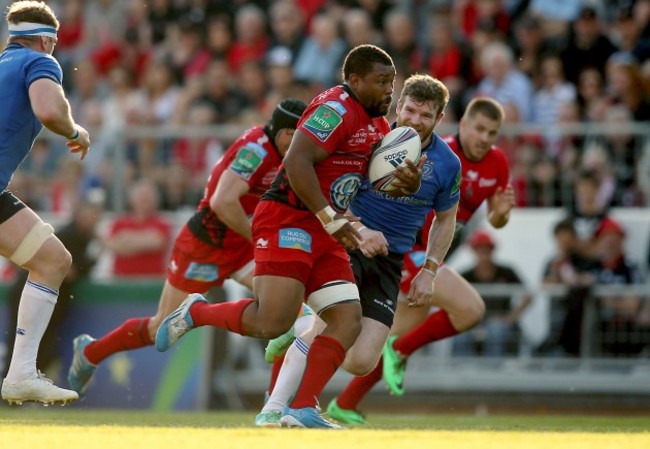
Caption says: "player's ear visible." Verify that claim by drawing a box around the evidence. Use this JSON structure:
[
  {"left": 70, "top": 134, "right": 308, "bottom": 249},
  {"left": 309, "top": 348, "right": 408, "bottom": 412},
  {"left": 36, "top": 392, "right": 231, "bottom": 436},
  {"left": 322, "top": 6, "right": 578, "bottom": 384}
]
[{"left": 434, "top": 111, "right": 445, "bottom": 127}]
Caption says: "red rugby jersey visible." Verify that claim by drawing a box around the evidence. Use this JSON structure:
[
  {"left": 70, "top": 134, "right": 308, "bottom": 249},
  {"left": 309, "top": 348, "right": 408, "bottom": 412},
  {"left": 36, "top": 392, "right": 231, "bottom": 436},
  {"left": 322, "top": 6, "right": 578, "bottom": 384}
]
[{"left": 264, "top": 85, "right": 390, "bottom": 213}]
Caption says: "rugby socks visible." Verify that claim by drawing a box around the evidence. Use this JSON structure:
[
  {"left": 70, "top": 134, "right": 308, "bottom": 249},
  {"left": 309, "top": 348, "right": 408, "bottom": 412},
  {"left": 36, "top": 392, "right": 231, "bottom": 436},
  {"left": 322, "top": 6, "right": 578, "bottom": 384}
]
[
  {"left": 290, "top": 335, "right": 345, "bottom": 409},
  {"left": 5, "top": 280, "right": 57, "bottom": 382},
  {"left": 190, "top": 298, "right": 255, "bottom": 335},
  {"left": 393, "top": 310, "right": 459, "bottom": 357},
  {"left": 84, "top": 317, "right": 153, "bottom": 365},
  {"left": 336, "top": 357, "right": 383, "bottom": 411},
  {"left": 263, "top": 337, "right": 310, "bottom": 413},
  {"left": 267, "top": 353, "right": 285, "bottom": 395}
]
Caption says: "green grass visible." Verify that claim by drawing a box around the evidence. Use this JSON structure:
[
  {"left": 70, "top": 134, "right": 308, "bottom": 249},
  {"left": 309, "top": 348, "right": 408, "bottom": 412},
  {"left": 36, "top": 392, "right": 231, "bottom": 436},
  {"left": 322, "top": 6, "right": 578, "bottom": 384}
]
[{"left": 0, "top": 408, "right": 647, "bottom": 433}]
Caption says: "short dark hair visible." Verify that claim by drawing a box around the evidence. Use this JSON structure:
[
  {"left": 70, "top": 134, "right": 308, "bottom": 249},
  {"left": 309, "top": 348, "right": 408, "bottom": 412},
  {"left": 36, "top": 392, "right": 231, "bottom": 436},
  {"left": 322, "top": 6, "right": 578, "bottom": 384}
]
[
  {"left": 464, "top": 97, "right": 505, "bottom": 122},
  {"left": 553, "top": 218, "right": 576, "bottom": 236},
  {"left": 399, "top": 74, "right": 449, "bottom": 115},
  {"left": 342, "top": 44, "right": 393, "bottom": 81},
  {"left": 6, "top": 1, "right": 59, "bottom": 29}
]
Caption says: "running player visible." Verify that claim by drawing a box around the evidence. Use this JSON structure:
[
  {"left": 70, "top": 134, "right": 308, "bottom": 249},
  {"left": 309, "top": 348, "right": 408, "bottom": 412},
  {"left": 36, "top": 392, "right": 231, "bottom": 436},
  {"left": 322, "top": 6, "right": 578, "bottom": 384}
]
[
  {"left": 328, "top": 97, "right": 515, "bottom": 424},
  {"left": 155, "top": 45, "right": 422, "bottom": 428},
  {"left": 256, "top": 73, "right": 462, "bottom": 427},
  {"left": 67, "top": 98, "right": 307, "bottom": 396},
  {"left": 1, "top": 1, "right": 90, "bottom": 405}
]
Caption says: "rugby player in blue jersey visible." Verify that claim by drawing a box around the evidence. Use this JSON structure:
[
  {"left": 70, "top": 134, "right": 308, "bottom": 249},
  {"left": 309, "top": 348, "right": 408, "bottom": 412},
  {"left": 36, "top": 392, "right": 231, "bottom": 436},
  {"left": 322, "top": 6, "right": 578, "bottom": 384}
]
[
  {"left": 0, "top": 1, "right": 90, "bottom": 405},
  {"left": 256, "top": 73, "right": 461, "bottom": 427}
]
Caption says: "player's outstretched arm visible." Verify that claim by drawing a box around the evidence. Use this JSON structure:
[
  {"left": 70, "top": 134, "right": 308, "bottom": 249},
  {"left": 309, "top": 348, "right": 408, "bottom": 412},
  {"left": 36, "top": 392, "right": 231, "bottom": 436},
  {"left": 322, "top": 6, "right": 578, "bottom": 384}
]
[
  {"left": 284, "top": 131, "right": 361, "bottom": 250},
  {"left": 29, "top": 78, "right": 90, "bottom": 159},
  {"left": 408, "top": 203, "right": 458, "bottom": 307}
]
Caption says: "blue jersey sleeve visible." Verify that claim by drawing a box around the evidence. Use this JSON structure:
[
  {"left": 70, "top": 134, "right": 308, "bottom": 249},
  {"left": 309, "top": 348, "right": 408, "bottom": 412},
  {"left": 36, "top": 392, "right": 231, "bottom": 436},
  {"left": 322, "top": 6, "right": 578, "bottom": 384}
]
[
  {"left": 25, "top": 54, "right": 62, "bottom": 88},
  {"left": 431, "top": 151, "right": 461, "bottom": 213}
]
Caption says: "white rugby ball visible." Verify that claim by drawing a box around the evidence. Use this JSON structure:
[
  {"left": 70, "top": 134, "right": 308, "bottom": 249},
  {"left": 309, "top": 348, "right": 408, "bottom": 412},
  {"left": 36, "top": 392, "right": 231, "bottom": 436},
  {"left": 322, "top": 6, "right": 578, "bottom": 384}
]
[{"left": 368, "top": 126, "right": 421, "bottom": 192}]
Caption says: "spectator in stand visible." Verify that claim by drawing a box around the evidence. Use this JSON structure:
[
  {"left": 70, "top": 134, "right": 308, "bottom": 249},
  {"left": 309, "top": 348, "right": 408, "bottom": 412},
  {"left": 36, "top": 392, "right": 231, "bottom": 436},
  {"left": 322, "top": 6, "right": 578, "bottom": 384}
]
[
  {"left": 205, "top": 15, "right": 234, "bottom": 61},
  {"left": 268, "top": 0, "right": 306, "bottom": 60},
  {"left": 382, "top": 8, "right": 420, "bottom": 76},
  {"left": 456, "top": 0, "right": 510, "bottom": 41},
  {"left": 342, "top": 9, "right": 381, "bottom": 49},
  {"left": 532, "top": 54, "right": 576, "bottom": 127},
  {"left": 511, "top": 14, "right": 559, "bottom": 80},
  {"left": 293, "top": 13, "right": 347, "bottom": 89},
  {"left": 227, "top": 4, "right": 269, "bottom": 74},
  {"left": 421, "top": 15, "right": 468, "bottom": 118},
  {"left": 576, "top": 67, "right": 606, "bottom": 120},
  {"left": 613, "top": 4, "right": 650, "bottom": 64},
  {"left": 592, "top": 219, "right": 648, "bottom": 356},
  {"left": 540, "top": 218, "right": 598, "bottom": 356},
  {"left": 238, "top": 60, "right": 269, "bottom": 118},
  {"left": 560, "top": 5, "right": 617, "bottom": 86},
  {"left": 104, "top": 179, "right": 172, "bottom": 278},
  {"left": 528, "top": 0, "right": 582, "bottom": 39},
  {"left": 199, "top": 58, "right": 247, "bottom": 124},
  {"left": 605, "top": 52, "right": 650, "bottom": 122},
  {"left": 166, "top": 17, "right": 211, "bottom": 81},
  {"left": 452, "top": 230, "right": 532, "bottom": 357},
  {"left": 568, "top": 169, "right": 615, "bottom": 261},
  {"left": 475, "top": 41, "right": 534, "bottom": 122}
]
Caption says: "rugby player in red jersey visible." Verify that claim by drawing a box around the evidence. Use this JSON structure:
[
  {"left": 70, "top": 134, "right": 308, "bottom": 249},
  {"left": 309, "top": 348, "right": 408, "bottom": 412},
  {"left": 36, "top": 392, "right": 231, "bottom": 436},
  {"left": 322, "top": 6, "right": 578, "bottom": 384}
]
[
  {"left": 155, "top": 45, "right": 422, "bottom": 428},
  {"left": 327, "top": 97, "right": 517, "bottom": 424},
  {"left": 67, "top": 98, "right": 307, "bottom": 396}
]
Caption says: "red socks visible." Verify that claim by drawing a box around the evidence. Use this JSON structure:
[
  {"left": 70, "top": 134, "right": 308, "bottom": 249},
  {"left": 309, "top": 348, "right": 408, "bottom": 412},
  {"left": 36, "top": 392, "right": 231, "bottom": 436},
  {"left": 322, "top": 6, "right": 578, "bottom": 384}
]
[
  {"left": 393, "top": 310, "right": 459, "bottom": 357},
  {"left": 190, "top": 298, "right": 255, "bottom": 335},
  {"left": 336, "top": 357, "right": 383, "bottom": 410},
  {"left": 84, "top": 317, "right": 153, "bottom": 365},
  {"left": 290, "top": 335, "right": 345, "bottom": 409}
]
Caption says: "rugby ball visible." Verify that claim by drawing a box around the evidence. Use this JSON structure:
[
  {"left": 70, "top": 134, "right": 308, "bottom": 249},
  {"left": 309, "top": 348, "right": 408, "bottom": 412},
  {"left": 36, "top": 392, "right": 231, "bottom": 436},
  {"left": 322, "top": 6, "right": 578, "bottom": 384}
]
[{"left": 368, "top": 126, "right": 421, "bottom": 192}]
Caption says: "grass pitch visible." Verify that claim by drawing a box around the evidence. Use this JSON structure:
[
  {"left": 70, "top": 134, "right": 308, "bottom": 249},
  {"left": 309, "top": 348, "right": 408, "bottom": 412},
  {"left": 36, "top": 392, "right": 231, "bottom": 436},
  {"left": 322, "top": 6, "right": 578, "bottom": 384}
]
[{"left": 0, "top": 408, "right": 648, "bottom": 449}]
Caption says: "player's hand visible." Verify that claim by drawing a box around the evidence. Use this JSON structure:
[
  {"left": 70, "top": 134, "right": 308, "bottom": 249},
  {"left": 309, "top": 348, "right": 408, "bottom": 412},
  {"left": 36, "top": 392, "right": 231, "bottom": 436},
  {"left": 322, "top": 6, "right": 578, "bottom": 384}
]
[
  {"left": 358, "top": 227, "right": 389, "bottom": 258},
  {"left": 387, "top": 155, "right": 426, "bottom": 197},
  {"left": 331, "top": 219, "right": 362, "bottom": 250},
  {"left": 67, "top": 125, "right": 91, "bottom": 160},
  {"left": 492, "top": 184, "right": 516, "bottom": 216},
  {"left": 407, "top": 268, "right": 436, "bottom": 307}
]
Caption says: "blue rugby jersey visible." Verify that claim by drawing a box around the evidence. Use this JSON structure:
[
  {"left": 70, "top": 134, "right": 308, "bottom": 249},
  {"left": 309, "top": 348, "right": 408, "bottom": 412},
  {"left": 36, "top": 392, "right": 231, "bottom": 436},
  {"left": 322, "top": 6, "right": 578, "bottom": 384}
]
[
  {"left": 0, "top": 43, "right": 63, "bottom": 191},
  {"left": 350, "top": 133, "right": 461, "bottom": 254}
]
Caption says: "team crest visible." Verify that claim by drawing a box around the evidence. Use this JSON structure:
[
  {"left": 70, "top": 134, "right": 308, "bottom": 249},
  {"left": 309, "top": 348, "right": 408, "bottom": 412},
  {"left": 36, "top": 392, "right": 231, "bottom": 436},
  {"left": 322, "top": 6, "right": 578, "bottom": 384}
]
[{"left": 330, "top": 172, "right": 362, "bottom": 212}]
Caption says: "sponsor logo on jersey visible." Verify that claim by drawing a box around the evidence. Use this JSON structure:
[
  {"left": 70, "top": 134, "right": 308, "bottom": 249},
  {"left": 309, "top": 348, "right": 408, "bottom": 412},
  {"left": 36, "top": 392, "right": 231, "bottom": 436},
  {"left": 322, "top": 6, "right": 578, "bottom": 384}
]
[
  {"left": 16, "top": 327, "right": 26, "bottom": 336},
  {"left": 278, "top": 228, "right": 312, "bottom": 253},
  {"left": 256, "top": 237, "right": 269, "bottom": 249},
  {"left": 184, "top": 262, "right": 219, "bottom": 282},
  {"left": 303, "top": 104, "right": 343, "bottom": 142},
  {"left": 466, "top": 170, "right": 479, "bottom": 181},
  {"left": 169, "top": 259, "right": 178, "bottom": 273},
  {"left": 230, "top": 144, "right": 267, "bottom": 180},
  {"left": 330, "top": 172, "right": 362, "bottom": 212},
  {"left": 325, "top": 100, "right": 347, "bottom": 116},
  {"left": 479, "top": 178, "right": 497, "bottom": 187},
  {"left": 451, "top": 170, "right": 461, "bottom": 197}
]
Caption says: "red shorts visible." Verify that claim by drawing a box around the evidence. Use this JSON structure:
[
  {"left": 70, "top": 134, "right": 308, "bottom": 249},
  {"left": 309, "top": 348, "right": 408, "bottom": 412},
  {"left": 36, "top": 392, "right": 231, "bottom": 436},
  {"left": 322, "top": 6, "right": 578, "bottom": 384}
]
[
  {"left": 167, "top": 225, "right": 253, "bottom": 293},
  {"left": 252, "top": 201, "right": 355, "bottom": 296},
  {"left": 400, "top": 245, "right": 426, "bottom": 295}
]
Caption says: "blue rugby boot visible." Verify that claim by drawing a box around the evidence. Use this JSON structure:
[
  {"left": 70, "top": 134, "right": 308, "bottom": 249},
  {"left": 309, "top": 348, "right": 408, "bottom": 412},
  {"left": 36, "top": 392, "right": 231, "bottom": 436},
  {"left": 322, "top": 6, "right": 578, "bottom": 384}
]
[
  {"left": 67, "top": 334, "right": 97, "bottom": 396},
  {"left": 155, "top": 293, "right": 207, "bottom": 352},
  {"left": 280, "top": 406, "right": 343, "bottom": 429}
]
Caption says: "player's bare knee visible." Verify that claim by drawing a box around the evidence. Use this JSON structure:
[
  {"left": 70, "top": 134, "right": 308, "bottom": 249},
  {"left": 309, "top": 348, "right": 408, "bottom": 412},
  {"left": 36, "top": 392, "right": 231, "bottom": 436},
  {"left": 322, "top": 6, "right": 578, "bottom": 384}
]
[{"left": 344, "top": 353, "right": 377, "bottom": 376}]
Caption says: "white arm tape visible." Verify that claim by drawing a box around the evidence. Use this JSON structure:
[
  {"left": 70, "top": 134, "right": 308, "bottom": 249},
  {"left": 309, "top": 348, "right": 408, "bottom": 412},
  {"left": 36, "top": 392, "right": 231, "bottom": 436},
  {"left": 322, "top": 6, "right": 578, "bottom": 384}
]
[
  {"left": 306, "top": 281, "right": 360, "bottom": 314},
  {"left": 10, "top": 222, "right": 54, "bottom": 266},
  {"left": 317, "top": 205, "right": 348, "bottom": 235}
]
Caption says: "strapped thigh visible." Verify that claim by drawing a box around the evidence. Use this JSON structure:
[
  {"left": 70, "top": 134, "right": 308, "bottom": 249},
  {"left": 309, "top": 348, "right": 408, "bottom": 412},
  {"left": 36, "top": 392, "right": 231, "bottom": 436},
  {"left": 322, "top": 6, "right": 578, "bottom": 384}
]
[
  {"left": 10, "top": 221, "right": 54, "bottom": 266},
  {"left": 306, "top": 280, "right": 360, "bottom": 314}
]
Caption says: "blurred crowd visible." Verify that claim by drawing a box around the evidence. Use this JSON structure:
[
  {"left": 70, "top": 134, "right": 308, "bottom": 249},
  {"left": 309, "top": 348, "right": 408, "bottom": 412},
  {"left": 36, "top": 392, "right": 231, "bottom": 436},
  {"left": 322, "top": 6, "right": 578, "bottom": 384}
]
[{"left": 1, "top": 0, "right": 650, "bottom": 216}]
